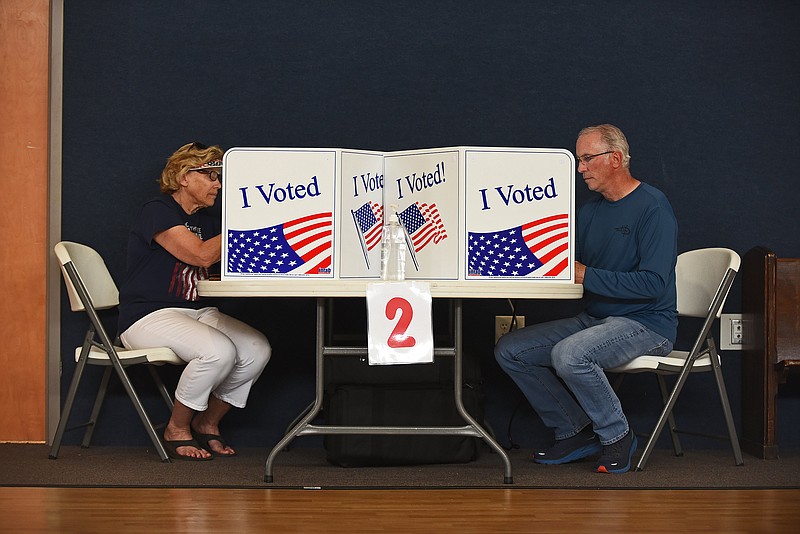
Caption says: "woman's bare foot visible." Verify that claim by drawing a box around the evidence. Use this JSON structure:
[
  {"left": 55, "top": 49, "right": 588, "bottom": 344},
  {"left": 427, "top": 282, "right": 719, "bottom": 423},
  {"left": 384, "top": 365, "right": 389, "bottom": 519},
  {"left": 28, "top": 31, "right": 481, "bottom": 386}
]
[
  {"left": 190, "top": 422, "right": 236, "bottom": 456},
  {"left": 163, "top": 424, "right": 212, "bottom": 460}
]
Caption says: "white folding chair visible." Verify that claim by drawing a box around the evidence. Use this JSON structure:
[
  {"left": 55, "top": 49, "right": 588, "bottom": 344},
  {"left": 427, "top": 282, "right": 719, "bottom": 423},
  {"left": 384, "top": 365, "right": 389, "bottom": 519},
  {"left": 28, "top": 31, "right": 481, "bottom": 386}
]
[
  {"left": 608, "top": 247, "right": 744, "bottom": 471},
  {"left": 50, "top": 241, "right": 184, "bottom": 462}
]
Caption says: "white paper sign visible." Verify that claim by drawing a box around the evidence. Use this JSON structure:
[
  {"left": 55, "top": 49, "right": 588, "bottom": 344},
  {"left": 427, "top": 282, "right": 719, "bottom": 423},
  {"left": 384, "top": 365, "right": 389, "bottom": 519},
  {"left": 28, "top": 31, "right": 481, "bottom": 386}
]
[
  {"left": 366, "top": 281, "right": 433, "bottom": 365},
  {"left": 384, "top": 149, "right": 460, "bottom": 280},
  {"left": 464, "top": 148, "right": 574, "bottom": 280},
  {"left": 338, "top": 150, "right": 385, "bottom": 278},
  {"left": 222, "top": 148, "right": 337, "bottom": 279}
]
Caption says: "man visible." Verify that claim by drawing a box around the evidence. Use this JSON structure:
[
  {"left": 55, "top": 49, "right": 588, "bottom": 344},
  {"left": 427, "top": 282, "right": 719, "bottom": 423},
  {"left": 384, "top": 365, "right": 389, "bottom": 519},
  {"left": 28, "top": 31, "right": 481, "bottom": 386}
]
[{"left": 494, "top": 124, "right": 678, "bottom": 473}]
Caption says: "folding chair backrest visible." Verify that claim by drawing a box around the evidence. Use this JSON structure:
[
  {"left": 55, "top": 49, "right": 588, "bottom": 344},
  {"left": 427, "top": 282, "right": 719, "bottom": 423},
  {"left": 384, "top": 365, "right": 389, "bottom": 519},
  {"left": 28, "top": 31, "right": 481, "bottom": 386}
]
[
  {"left": 675, "top": 248, "right": 741, "bottom": 319},
  {"left": 54, "top": 241, "right": 119, "bottom": 312}
]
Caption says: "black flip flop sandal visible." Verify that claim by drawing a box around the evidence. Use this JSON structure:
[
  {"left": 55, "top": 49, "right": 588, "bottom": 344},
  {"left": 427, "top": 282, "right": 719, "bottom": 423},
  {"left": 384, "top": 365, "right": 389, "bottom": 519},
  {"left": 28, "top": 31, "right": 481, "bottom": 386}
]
[{"left": 163, "top": 438, "right": 214, "bottom": 461}]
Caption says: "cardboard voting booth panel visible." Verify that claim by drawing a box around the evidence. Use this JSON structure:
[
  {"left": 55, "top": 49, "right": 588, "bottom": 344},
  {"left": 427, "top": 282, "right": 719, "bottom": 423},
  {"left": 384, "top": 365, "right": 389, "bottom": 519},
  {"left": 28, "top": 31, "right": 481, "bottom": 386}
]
[
  {"left": 221, "top": 146, "right": 575, "bottom": 283},
  {"left": 222, "top": 148, "right": 337, "bottom": 279},
  {"left": 463, "top": 148, "right": 574, "bottom": 281},
  {"left": 384, "top": 148, "right": 461, "bottom": 280},
  {"left": 338, "top": 150, "right": 385, "bottom": 279}
]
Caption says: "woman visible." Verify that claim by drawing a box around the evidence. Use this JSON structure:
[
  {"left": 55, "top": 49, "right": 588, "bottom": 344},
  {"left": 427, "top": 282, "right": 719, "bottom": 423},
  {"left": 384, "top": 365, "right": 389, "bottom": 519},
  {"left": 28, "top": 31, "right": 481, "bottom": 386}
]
[{"left": 118, "top": 142, "right": 271, "bottom": 460}]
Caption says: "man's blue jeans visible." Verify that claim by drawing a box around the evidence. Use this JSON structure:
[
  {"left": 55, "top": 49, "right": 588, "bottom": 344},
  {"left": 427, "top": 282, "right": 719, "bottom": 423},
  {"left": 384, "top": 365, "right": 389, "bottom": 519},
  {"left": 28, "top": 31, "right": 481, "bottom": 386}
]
[{"left": 494, "top": 311, "right": 672, "bottom": 445}]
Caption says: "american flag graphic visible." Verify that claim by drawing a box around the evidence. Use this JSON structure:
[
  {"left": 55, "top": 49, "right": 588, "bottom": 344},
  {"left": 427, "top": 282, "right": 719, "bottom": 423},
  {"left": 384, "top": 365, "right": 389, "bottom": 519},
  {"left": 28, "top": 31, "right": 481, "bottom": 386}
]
[
  {"left": 397, "top": 202, "right": 448, "bottom": 252},
  {"left": 468, "top": 213, "right": 570, "bottom": 277},
  {"left": 168, "top": 263, "right": 208, "bottom": 301},
  {"left": 352, "top": 201, "right": 383, "bottom": 251},
  {"left": 227, "top": 212, "right": 333, "bottom": 275}
]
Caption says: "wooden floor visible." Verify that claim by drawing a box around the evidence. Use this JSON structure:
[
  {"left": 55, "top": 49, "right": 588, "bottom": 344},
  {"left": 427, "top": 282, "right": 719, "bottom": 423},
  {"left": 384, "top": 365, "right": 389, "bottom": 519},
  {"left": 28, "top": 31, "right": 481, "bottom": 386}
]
[{"left": 1, "top": 487, "right": 798, "bottom": 533}]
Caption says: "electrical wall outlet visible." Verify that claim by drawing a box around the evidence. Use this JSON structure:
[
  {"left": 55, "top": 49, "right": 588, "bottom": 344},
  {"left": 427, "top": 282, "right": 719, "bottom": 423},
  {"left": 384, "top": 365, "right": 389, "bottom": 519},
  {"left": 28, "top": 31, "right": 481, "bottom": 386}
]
[
  {"left": 495, "top": 315, "right": 525, "bottom": 343},
  {"left": 720, "top": 313, "right": 751, "bottom": 350},
  {"left": 731, "top": 318, "right": 744, "bottom": 345}
]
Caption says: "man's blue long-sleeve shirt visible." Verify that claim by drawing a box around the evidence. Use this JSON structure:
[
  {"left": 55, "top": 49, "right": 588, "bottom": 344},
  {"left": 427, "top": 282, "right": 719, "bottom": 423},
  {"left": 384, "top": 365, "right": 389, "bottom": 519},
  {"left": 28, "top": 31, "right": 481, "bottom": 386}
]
[{"left": 576, "top": 182, "right": 678, "bottom": 343}]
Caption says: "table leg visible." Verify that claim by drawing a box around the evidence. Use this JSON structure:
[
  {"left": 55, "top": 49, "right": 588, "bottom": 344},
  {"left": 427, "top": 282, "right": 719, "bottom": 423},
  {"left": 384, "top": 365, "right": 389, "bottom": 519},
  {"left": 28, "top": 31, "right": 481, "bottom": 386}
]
[
  {"left": 451, "top": 299, "right": 513, "bottom": 484},
  {"left": 265, "top": 297, "right": 514, "bottom": 484},
  {"left": 264, "top": 298, "right": 327, "bottom": 483}
]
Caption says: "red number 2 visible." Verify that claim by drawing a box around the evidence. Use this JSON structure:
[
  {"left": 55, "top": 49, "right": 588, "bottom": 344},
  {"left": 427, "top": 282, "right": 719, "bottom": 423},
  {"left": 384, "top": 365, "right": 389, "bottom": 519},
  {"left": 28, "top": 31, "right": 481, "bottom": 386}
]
[{"left": 385, "top": 297, "right": 416, "bottom": 348}]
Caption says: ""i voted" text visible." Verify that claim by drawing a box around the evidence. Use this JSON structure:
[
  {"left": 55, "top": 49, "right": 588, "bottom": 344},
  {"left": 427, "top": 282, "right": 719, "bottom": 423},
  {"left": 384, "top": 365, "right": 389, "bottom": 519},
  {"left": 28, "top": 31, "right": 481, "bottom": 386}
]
[
  {"left": 238, "top": 175, "right": 321, "bottom": 208},
  {"left": 478, "top": 177, "right": 558, "bottom": 210}
]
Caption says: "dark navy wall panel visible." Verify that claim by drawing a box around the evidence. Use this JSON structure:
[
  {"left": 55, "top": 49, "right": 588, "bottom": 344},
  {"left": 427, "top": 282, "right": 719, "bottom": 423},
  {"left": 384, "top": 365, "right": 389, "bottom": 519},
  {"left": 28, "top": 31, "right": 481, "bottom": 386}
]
[{"left": 60, "top": 1, "right": 800, "bottom": 449}]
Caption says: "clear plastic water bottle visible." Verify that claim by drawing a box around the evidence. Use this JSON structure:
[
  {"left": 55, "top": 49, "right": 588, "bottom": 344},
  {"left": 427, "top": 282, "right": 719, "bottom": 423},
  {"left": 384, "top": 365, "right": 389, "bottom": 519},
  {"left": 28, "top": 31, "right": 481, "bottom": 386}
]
[{"left": 380, "top": 208, "right": 406, "bottom": 281}]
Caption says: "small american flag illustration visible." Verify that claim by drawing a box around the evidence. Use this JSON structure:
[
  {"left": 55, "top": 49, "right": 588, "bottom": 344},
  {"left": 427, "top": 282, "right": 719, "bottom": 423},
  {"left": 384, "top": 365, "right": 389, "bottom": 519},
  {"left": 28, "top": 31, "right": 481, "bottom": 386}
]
[
  {"left": 397, "top": 202, "right": 448, "bottom": 253},
  {"left": 468, "top": 213, "right": 569, "bottom": 277},
  {"left": 352, "top": 201, "right": 384, "bottom": 251},
  {"left": 227, "top": 212, "right": 333, "bottom": 275}
]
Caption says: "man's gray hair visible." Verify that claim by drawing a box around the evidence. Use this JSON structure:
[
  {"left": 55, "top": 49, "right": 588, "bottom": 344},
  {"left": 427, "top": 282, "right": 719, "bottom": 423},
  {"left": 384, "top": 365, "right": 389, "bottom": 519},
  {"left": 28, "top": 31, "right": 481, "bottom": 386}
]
[{"left": 579, "top": 124, "right": 632, "bottom": 169}]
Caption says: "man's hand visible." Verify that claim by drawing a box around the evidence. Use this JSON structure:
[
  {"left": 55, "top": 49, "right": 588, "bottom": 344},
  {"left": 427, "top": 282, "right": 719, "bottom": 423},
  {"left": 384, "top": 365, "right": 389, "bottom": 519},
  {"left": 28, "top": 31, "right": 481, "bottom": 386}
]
[{"left": 574, "top": 261, "right": 586, "bottom": 284}]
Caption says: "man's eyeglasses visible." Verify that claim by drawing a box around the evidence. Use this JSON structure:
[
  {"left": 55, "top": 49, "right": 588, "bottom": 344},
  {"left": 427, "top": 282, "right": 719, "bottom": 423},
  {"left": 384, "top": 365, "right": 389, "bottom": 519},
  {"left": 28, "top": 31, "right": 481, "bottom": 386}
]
[
  {"left": 576, "top": 150, "right": 614, "bottom": 166},
  {"left": 194, "top": 169, "right": 221, "bottom": 182}
]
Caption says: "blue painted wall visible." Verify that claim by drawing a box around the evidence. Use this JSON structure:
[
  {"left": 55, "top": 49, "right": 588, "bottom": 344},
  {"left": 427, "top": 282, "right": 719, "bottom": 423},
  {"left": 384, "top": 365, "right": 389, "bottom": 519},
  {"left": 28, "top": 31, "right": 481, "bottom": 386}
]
[{"left": 59, "top": 1, "right": 800, "bottom": 451}]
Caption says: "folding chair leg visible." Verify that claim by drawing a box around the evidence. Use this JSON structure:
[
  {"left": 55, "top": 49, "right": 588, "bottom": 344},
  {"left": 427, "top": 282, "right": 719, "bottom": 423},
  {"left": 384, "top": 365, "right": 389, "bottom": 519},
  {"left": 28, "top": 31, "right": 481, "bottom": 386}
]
[
  {"left": 81, "top": 366, "right": 112, "bottom": 448},
  {"left": 657, "top": 374, "right": 683, "bottom": 457},
  {"left": 710, "top": 349, "right": 744, "bottom": 466},
  {"left": 147, "top": 365, "right": 175, "bottom": 411},
  {"left": 49, "top": 334, "right": 94, "bottom": 460},
  {"left": 107, "top": 359, "right": 171, "bottom": 462},
  {"left": 635, "top": 359, "right": 695, "bottom": 471}
]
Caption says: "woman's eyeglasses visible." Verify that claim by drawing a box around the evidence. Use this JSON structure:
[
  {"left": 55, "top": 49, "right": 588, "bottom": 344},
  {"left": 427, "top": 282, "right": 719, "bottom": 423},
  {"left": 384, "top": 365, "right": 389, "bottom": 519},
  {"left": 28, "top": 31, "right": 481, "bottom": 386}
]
[{"left": 194, "top": 169, "right": 221, "bottom": 182}]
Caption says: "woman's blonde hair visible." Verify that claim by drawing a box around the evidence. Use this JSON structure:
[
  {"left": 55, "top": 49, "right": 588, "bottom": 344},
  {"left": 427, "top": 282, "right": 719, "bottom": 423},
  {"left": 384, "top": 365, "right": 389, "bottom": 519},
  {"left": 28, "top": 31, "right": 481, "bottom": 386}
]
[{"left": 159, "top": 142, "right": 223, "bottom": 193}]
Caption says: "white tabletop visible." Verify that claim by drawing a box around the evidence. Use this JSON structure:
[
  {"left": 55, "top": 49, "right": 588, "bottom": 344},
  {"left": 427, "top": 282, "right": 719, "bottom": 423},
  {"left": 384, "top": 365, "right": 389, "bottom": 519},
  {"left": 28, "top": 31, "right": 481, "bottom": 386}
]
[{"left": 198, "top": 279, "right": 584, "bottom": 299}]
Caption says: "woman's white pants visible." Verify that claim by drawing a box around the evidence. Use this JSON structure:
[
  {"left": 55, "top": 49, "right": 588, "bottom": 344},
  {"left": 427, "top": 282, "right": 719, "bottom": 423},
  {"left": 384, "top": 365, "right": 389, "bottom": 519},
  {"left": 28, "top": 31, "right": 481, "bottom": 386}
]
[{"left": 121, "top": 307, "right": 271, "bottom": 411}]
